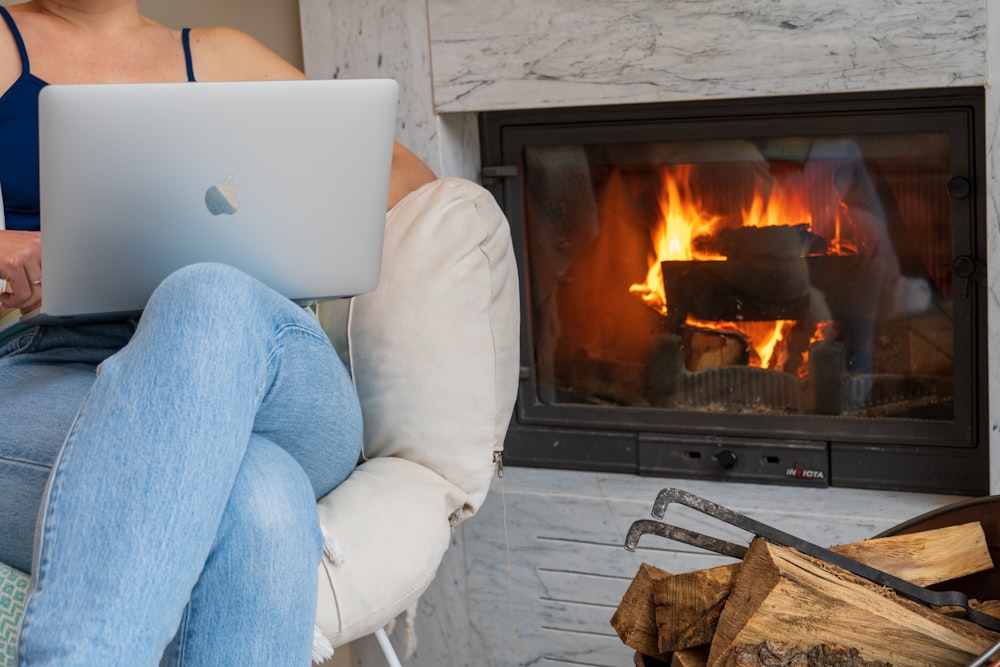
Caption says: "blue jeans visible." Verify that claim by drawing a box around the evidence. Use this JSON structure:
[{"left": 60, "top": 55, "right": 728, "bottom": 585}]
[{"left": 0, "top": 263, "right": 362, "bottom": 666}]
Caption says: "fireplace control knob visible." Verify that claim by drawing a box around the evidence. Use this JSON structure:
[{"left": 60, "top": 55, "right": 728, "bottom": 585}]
[
  {"left": 947, "top": 177, "right": 971, "bottom": 199},
  {"left": 717, "top": 450, "right": 738, "bottom": 470}
]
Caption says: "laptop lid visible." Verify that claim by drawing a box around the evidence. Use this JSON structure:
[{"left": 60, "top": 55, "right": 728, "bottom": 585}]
[{"left": 36, "top": 78, "right": 398, "bottom": 320}]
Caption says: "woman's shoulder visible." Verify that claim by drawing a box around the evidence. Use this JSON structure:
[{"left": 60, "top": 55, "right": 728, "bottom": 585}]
[{"left": 187, "top": 26, "right": 304, "bottom": 82}]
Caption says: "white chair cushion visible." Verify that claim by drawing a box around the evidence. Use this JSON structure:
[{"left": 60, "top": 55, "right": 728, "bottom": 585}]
[{"left": 313, "top": 177, "right": 520, "bottom": 645}]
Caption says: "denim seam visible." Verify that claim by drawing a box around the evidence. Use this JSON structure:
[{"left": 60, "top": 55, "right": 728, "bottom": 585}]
[
  {"left": 0, "top": 454, "right": 52, "bottom": 470},
  {"left": 170, "top": 603, "right": 191, "bottom": 666},
  {"left": 261, "top": 323, "right": 333, "bottom": 400},
  {"left": 17, "top": 381, "right": 95, "bottom": 666}
]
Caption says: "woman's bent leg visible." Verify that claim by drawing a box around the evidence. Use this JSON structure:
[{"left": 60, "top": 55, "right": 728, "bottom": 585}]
[
  {"left": 161, "top": 434, "right": 323, "bottom": 667},
  {"left": 17, "top": 263, "right": 361, "bottom": 667}
]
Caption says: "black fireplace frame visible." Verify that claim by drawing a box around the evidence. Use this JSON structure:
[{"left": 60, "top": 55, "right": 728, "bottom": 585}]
[{"left": 480, "top": 87, "right": 988, "bottom": 495}]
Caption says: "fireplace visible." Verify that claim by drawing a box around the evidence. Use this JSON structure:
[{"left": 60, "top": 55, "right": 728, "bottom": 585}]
[{"left": 481, "top": 88, "right": 988, "bottom": 495}]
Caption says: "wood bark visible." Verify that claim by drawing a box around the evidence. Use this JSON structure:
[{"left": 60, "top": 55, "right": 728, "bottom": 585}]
[
  {"left": 654, "top": 521, "right": 993, "bottom": 653},
  {"left": 707, "top": 538, "right": 1000, "bottom": 667},
  {"left": 727, "top": 641, "right": 890, "bottom": 667}
]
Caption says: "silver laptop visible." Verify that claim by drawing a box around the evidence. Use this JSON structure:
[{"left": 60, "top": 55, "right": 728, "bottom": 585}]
[{"left": 30, "top": 78, "right": 398, "bottom": 322}]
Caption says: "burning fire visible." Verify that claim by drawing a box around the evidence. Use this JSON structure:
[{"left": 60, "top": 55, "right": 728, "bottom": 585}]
[
  {"left": 629, "top": 165, "right": 825, "bottom": 371},
  {"left": 629, "top": 165, "right": 723, "bottom": 315}
]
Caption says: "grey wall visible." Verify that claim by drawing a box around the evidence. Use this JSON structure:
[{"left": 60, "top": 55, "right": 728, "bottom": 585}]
[{"left": 0, "top": 0, "right": 303, "bottom": 70}]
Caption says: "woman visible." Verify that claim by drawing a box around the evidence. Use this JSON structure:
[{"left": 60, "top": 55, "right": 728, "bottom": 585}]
[{"left": 0, "top": 1, "right": 436, "bottom": 665}]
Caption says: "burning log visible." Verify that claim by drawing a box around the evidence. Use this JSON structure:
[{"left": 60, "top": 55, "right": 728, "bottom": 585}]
[
  {"left": 694, "top": 225, "right": 826, "bottom": 261},
  {"left": 644, "top": 333, "right": 803, "bottom": 410},
  {"left": 683, "top": 327, "right": 750, "bottom": 371},
  {"left": 659, "top": 224, "right": 824, "bottom": 332},
  {"left": 660, "top": 258, "right": 813, "bottom": 331},
  {"left": 648, "top": 331, "right": 808, "bottom": 409}
]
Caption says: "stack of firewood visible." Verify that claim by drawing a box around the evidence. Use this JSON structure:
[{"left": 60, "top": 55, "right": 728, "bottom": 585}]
[{"left": 611, "top": 523, "right": 1000, "bottom": 667}]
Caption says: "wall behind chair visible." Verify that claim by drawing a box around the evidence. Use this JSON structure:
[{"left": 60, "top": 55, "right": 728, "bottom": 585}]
[
  {"left": 0, "top": 0, "right": 304, "bottom": 71},
  {"left": 139, "top": 0, "right": 304, "bottom": 70}
]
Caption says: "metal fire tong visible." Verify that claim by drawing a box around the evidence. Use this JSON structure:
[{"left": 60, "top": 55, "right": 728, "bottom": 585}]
[{"left": 623, "top": 487, "right": 1000, "bottom": 634}]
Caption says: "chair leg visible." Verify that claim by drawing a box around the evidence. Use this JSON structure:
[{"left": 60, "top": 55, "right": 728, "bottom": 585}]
[{"left": 373, "top": 627, "right": 403, "bottom": 667}]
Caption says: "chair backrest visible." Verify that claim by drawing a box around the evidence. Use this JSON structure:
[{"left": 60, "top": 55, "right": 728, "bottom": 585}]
[
  {"left": 348, "top": 176, "right": 519, "bottom": 520},
  {"left": 313, "top": 177, "right": 520, "bottom": 646}
]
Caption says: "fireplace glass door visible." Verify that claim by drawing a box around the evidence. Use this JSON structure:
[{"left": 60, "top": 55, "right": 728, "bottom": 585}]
[{"left": 482, "top": 89, "right": 987, "bottom": 494}]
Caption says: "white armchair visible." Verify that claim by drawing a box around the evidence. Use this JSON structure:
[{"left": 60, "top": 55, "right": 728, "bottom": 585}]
[
  {"left": 311, "top": 177, "right": 520, "bottom": 659},
  {"left": 0, "top": 177, "right": 521, "bottom": 666}
]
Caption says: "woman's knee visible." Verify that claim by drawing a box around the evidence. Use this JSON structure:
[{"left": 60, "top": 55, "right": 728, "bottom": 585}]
[
  {"left": 148, "top": 263, "right": 274, "bottom": 320},
  {"left": 137, "top": 262, "right": 324, "bottom": 358},
  {"left": 164, "top": 437, "right": 322, "bottom": 666},
  {"left": 219, "top": 435, "right": 324, "bottom": 571}
]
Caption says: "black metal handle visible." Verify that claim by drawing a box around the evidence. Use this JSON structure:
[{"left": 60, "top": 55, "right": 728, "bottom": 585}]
[
  {"left": 954, "top": 255, "right": 980, "bottom": 279},
  {"left": 948, "top": 176, "right": 972, "bottom": 199}
]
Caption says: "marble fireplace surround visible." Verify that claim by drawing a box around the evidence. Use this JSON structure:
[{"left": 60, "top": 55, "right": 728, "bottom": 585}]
[
  {"left": 300, "top": 0, "right": 1000, "bottom": 493},
  {"left": 295, "top": 4, "right": 1000, "bottom": 665}
]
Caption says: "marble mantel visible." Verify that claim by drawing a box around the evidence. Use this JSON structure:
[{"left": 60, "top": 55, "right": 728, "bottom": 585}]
[{"left": 425, "top": 0, "right": 986, "bottom": 112}]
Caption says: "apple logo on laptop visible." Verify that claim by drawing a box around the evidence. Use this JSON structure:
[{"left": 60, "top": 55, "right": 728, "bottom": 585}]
[{"left": 204, "top": 175, "right": 241, "bottom": 215}]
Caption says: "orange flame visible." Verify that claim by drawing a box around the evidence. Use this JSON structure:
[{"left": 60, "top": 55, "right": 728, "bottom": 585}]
[
  {"left": 628, "top": 165, "right": 722, "bottom": 315},
  {"left": 630, "top": 165, "right": 822, "bottom": 370}
]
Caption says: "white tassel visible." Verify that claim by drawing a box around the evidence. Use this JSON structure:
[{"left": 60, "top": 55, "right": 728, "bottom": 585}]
[
  {"left": 312, "top": 625, "right": 335, "bottom": 664},
  {"left": 401, "top": 599, "right": 419, "bottom": 659},
  {"left": 321, "top": 528, "right": 346, "bottom": 565}
]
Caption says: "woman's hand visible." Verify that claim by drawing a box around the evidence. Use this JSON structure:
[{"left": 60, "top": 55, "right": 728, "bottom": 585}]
[{"left": 0, "top": 230, "right": 42, "bottom": 312}]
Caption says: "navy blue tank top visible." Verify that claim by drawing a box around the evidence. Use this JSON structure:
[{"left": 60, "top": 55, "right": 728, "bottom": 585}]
[{"left": 0, "top": 7, "right": 196, "bottom": 232}]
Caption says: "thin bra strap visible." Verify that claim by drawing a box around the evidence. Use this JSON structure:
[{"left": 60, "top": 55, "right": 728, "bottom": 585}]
[
  {"left": 182, "top": 27, "right": 196, "bottom": 82},
  {"left": 0, "top": 6, "right": 31, "bottom": 74}
]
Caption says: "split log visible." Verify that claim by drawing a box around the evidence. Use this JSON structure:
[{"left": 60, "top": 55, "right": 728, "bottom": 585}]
[
  {"left": 671, "top": 645, "right": 709, "bottom": 667},
  {"left": 655, "top": 563, "right": 734, "bottom": 653},
  {"left": 831, "top": 521, "right": 993, "bottom": 587},
  {"left": 655, "top": 521, "right": 993, "bottom": 653},
  {"left": 611, "top": 563, "right": 672, "bottom": 661},
  {"left": 707, "top": 537, "right": 1000, "bottom": 667},
  {"left": 972, "top": 600, "right": 1000, "bottom": 618}
]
